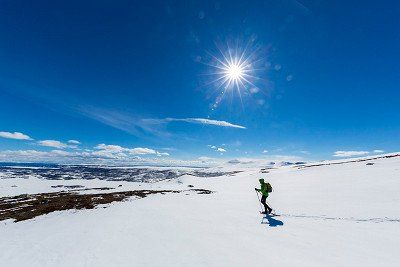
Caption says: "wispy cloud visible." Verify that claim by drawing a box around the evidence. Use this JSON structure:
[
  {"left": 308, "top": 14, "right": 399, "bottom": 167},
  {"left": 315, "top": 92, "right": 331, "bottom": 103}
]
[
  {"left": 373, "top": 149, "right": 384, "bottom": 153},
  {"left": 78, "top": 107, "right": 139, "bottom": 134},
  {"left": 77, "top": 106, "right": 168, "bottom": 138},
  {"left": 217, "top": 147, "right": 226, "bottom": 152},
  {"left": 38, "top": 140, "right": 68, "bottom": 149},
  {"left": 68, "top": 140, "right": 81, "bottom": 145},
  {"left": 0, "top": 131, "right": 32, "bottom": 140},
  {"left": 77, "top": 106, "right": 245, "bottom": 144},
  {"left": 333, "top": 151, "right": 369, "bottom": 157},
  {"left": 143, "top": 118, "right": 246, "bottom": 129}
]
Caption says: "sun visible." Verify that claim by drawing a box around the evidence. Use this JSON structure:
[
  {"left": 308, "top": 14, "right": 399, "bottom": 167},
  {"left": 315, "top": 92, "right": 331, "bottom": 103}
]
[
  {"left": 214, "top": 54, "right": 254, "bottom": 91},
  {"left": 226, "top": 62, "right": 244, "bottom": 81},
  {"left": 203, "top": 41, "right": 261, "bottom": 94},
  {"left": 199, "top": 39, "right": 265, "bottom": 109}
]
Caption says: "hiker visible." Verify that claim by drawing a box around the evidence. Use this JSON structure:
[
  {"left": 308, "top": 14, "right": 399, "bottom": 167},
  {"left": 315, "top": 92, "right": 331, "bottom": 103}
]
[{"left": 255, "top": 178, "right": 273, "bottom": 214}]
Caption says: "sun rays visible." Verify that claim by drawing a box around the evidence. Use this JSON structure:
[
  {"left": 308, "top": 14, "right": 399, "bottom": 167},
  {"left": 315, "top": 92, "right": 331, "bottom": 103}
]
[{"left": 200, "top": 39, "right": 265, "bottom": 110}]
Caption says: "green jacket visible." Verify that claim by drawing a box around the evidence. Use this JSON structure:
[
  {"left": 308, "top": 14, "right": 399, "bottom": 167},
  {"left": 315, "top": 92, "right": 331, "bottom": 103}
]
[{"left": 258, "top": 182, "right": 269, "bottom": 197}]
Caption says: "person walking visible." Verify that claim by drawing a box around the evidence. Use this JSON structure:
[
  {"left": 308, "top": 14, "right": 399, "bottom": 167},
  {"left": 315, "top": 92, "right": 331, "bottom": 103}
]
[{"left": 255, "top": 178, "right": 273, "bottom": 214}]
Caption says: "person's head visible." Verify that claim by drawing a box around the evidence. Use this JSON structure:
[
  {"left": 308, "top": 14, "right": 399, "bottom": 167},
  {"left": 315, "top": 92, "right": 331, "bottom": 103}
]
[{"left": 259, "top": 178, "right": 264, "bottom": 184}]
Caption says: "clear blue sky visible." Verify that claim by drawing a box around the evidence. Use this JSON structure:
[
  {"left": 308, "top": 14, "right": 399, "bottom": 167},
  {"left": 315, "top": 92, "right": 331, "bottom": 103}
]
[{"left": 0, "top": 0, "right": 399, "bottom": 164}]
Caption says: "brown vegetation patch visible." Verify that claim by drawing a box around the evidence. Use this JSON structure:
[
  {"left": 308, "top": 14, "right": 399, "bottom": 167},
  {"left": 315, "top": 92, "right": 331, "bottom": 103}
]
[
  {"left": 189, "top": 189, "right": 213, "bottom": 194},
  {"left": 0, "top": 188, "right": 212, "bottom": 222}
]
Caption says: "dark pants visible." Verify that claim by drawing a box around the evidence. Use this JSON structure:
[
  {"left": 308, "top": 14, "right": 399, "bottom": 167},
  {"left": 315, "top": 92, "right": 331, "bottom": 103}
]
[{"left": 261, "top": 195, "right": 272, "bottom": 213}]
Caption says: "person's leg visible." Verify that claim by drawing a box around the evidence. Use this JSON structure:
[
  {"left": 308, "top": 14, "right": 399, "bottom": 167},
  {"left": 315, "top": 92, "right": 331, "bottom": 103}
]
[
  {"left": 261, "top": 195, "right": 268, "bottom": 213},
  {"left": 265, "top": 202, "right": 273, "bottom": 214}
]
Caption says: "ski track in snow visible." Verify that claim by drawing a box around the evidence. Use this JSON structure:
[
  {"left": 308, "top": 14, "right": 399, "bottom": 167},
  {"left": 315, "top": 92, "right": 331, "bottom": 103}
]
[{"left": 279, "top": 214, "right": 400, "bottom": 223}]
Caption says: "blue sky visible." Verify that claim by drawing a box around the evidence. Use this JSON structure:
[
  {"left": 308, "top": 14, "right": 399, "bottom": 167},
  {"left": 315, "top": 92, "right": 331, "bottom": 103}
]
[{"left": 0, "top": 0, "right": 399, "bottom": 164}]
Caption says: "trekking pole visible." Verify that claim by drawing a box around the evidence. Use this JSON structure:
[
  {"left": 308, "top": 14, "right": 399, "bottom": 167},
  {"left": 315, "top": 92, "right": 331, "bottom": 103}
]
[{"left": 255, "top": 190, "right": 263, "bottom": 211}]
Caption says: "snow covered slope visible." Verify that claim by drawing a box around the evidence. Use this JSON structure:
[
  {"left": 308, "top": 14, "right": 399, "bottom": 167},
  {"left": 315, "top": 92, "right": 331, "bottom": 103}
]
[{"left": 1, "top": 155, "right": 399, "bottom": 266}]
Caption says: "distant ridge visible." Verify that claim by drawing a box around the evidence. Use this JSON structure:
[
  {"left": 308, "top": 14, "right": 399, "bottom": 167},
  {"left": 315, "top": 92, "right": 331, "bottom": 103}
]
[{"left": 299, "top": 153, "right": 400, "bottom": 169}]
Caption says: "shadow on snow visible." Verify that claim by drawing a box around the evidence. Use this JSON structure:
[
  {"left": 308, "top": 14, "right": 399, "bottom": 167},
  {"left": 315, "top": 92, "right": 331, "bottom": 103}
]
[{"left": 261, "top": 215, "right": 284, "bottom": 227}]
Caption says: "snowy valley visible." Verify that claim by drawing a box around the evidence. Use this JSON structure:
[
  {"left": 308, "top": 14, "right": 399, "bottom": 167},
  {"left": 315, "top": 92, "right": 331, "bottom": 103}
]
[{"left": 0, "top": 154, "right": 399, "bottom": 266}]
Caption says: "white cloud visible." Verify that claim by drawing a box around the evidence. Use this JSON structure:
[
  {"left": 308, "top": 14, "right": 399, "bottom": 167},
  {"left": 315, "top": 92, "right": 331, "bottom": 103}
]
[
  {"left": 38, "top": 140, "right": 68, "bottom": 149},
  {"left": 0, "top": 149, "right": 310, "bottom": 167},
  {"left": 333, "top": 151, "right": 370, "bottom": 157},
  {"left": 156, "top": 152, "right": 170, "bottom": 157},
  {"left": 144, "top": 118, "right": 246, "bottom": 129},
  {"left": 262, "top": 150, "right": 268, "bottom": 153},
  {"left": 0, "top": 131, "right": 32, "bottom": 140},
  {"left": 208, "top": 145, "right": 227, "bottom": 153},
  {"left": 128, "top": 147, "right": 157, "bottom": 155},
  {"left": 2, "top": 150, "right": 47, "bottom": 157},
  {"left": 271, "top": 155, "right": 304, "bottom": 162},
  {"left": 225, "top": 155, "right": 304, "bottom": 166},
  {"left": 68, "top": 140, "right": 81, "bottom": 145},
  {"left": 334, "top": 149, "right": 386, "bottom": 158},
  {"left": 95, "top": 144, "right": 125, "bottom": 152},
  {"left": 198, "top": 156, "right": 214, "bottom": 161},
  {"left": 0, "top": 149, "right": 75, "bottom": 160},
  {"left": 93, "top": 144, "right": 131, "bottom": 159},
  {"left": 51, "top": 150, "right": 73, "bottom": 156},
  {"left": 0, "top": 144, "right": 168, "bottom": 162},
  {"left": 92, "top": 150, "right": 125, "bottom": 159},
  {"left": 94, "top": 143, "right": 169, "bottom": 159}
]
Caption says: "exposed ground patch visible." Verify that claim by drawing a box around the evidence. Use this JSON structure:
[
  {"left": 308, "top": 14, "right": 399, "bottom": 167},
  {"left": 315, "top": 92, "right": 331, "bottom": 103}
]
[{"left": 0, "top": 188, "right": 213, "bottom": 222}]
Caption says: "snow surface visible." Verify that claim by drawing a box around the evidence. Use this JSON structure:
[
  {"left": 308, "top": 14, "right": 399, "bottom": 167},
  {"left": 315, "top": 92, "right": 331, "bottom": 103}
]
[{"left": 1, "top": 156, "right": 400, "bottom": 266}]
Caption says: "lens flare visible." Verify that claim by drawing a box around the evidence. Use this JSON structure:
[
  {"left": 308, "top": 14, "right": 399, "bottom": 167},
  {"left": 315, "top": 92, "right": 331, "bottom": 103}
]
[{"left": 200, "top": 39, "right": 264, "bottom": 109}]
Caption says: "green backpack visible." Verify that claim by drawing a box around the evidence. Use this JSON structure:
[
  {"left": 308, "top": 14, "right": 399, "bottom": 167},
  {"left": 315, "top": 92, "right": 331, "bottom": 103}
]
[{"left": 266, "top": 182, "right": 273, "bottom": 193}]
